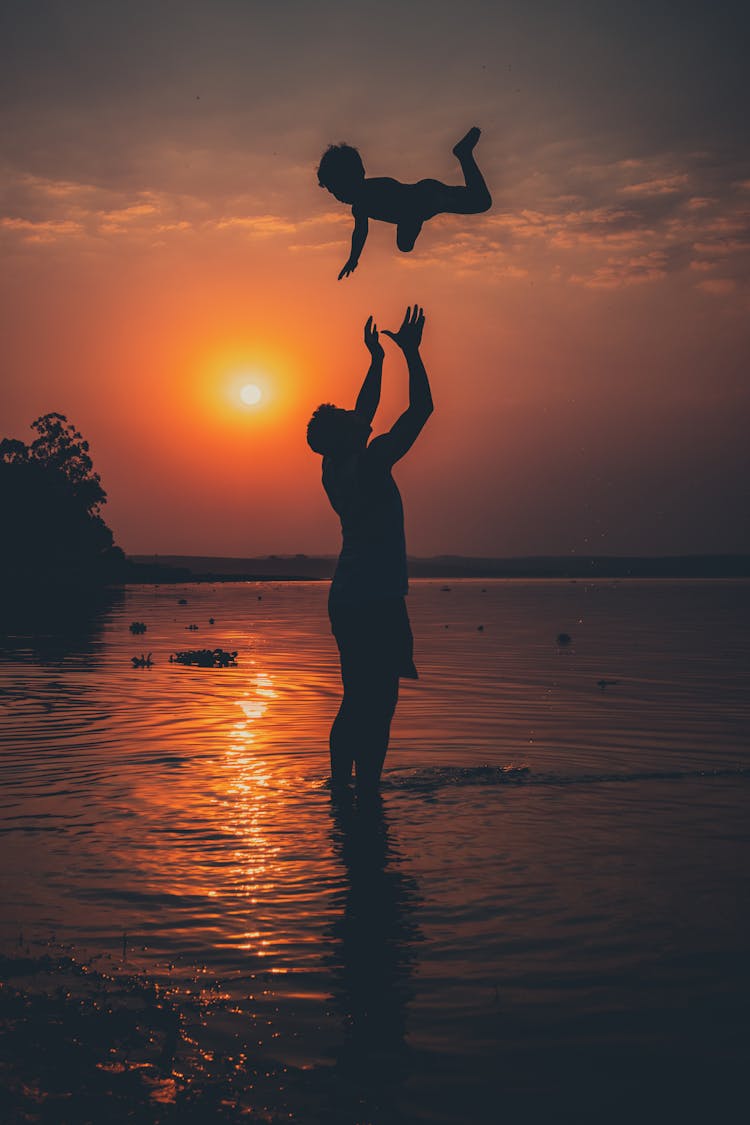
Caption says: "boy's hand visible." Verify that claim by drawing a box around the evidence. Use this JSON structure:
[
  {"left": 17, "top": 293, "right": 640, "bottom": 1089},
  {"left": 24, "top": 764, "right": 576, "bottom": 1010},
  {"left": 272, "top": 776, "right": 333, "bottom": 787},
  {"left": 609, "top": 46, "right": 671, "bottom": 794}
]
[
  {"left": 364, "top": 315, "right": 384, "bottom": 360},
  {"left": 338, "top": 258, "right": 358, "bottom": 280},
  {"left": 383, "top": 305, "right": 425, "bottom": 351}
]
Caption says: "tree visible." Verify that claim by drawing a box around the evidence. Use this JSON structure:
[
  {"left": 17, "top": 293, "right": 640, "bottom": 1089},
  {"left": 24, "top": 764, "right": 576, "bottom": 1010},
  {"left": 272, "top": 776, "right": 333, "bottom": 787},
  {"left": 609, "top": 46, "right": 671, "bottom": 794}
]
[
  {"left": 28, "top": 412, "right": 107, "bottom": 514},
  {"left": 0, "top": 438, "right": 29, "bottom": 464},
  {"left": 0, "top": 413, "right": 124, "bottom": 586}
]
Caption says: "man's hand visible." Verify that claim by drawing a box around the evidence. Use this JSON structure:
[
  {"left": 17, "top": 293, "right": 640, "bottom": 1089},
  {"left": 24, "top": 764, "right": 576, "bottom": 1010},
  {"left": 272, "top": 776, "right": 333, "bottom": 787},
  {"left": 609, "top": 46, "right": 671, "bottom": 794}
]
[
  {"left": 364, "top": 315, "right": 384, "bottom": 360},
  {"left": 338, "top": 258, "right": 358, "bottom": 280},
  {"left": 383, "top": 305, "right": 425, "bottom": 352}
]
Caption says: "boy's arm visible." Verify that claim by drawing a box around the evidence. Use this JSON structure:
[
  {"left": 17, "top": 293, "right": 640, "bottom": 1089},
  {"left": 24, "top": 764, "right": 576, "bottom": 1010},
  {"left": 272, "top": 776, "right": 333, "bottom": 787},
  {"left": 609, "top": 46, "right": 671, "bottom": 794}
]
[
  {"left": 338, "top": 209, "right": 369, "bottom": 280},
  {"left": 354, "top": 316, "right": 384, "bottom": 423},
  {"left": 371, "top": 306, "right": 433, "bottom": 465}
]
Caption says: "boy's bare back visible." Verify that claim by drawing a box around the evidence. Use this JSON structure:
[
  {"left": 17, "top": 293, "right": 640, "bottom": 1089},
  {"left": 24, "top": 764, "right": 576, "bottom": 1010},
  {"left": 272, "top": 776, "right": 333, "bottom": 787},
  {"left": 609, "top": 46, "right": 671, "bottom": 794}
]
[{"left": 354, "top": 178, "right": 419, "bottom": 224}]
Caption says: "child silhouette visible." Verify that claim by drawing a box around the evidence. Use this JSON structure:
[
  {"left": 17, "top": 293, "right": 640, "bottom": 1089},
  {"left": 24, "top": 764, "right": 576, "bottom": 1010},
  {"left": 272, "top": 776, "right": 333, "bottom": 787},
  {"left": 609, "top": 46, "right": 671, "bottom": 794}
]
[{"left": 317, "top": 127, "right": 492, "bottom": 279}]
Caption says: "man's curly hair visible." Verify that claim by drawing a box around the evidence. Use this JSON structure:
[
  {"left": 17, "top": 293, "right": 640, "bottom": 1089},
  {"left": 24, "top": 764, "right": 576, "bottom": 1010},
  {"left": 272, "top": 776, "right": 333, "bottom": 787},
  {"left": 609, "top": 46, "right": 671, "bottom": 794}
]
[
  {"left": 317, "top": 144, "right": 366, "bottom": 192},
  {"left": 306, "top": 404, "right": 349, "bottom": 455}
]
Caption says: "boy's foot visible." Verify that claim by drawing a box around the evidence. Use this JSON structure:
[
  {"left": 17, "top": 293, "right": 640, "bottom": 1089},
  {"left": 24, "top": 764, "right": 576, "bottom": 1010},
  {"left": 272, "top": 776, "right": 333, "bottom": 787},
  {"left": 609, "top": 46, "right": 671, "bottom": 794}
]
[{"left": 453, "top": 126, "right": 481, "bottom": 158}]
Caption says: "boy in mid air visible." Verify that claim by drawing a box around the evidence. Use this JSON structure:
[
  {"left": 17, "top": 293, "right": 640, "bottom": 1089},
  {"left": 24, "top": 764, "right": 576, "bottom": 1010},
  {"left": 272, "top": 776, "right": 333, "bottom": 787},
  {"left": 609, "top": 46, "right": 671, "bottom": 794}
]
[{"left": 318, "top": 127, "right": 491, "bottom": 279}]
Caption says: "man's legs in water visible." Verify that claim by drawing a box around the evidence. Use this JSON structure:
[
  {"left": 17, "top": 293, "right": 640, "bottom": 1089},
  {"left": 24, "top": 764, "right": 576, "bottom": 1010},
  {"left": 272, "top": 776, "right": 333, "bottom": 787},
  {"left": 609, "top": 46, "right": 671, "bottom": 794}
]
[
  {"left": 330, "top": 670, "right": 399, "bottom": 794},
  {"left": 330, "top": 694, "right": 356, "bottom": 788},
  {"left": 354, "top": 673, "right": 399, "bottom": 796}
]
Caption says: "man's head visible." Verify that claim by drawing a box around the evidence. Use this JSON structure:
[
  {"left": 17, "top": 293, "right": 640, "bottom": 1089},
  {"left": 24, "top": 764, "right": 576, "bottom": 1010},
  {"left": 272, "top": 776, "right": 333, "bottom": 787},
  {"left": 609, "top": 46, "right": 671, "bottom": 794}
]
[
  {"left": 317, "top": 144, "right": 365, "bottom": 204},
  {"left": 307, "top": 404, "right": 371, "bottom": 457}
]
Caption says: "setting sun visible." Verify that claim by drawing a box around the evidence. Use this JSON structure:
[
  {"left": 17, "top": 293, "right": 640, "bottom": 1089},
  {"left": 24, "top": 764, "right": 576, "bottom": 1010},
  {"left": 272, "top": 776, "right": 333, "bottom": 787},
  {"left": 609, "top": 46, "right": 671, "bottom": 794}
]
[{"left": 240, "top": 383, "right": 262, "bottom": 406}]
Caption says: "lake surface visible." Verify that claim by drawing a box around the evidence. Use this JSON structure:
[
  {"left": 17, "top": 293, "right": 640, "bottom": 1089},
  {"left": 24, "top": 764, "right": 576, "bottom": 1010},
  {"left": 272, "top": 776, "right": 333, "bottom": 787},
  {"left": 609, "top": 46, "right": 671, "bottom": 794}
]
[{"left": 1, "top": 579, "right": 749, "bottom": 1123}]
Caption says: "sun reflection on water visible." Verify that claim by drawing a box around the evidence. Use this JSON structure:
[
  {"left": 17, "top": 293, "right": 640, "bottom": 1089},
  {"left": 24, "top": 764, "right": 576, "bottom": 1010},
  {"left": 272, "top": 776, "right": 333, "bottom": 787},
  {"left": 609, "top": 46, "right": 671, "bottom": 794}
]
[{"left": 223, "top": 672, "right": 283, "bottom": 917}]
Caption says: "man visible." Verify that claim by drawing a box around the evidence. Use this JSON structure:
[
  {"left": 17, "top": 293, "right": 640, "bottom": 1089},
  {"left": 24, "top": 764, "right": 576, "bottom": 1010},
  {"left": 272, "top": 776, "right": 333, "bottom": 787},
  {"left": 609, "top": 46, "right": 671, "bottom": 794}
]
[{"left": 306, "top": 306, "right": 433, "bottom": 795}]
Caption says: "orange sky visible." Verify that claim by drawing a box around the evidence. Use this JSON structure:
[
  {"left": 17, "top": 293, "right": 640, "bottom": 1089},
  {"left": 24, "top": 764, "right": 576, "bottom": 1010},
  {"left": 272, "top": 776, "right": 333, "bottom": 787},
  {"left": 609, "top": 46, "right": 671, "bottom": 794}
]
[{"left": 1, "top": 1, "right": 748, "bottom": 557}]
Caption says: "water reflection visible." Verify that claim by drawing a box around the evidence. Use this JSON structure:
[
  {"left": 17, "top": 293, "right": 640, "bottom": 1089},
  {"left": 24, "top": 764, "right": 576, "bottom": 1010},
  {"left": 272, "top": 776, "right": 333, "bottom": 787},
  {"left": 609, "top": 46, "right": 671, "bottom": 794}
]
[
  {"left": 325, "top": 793, "right": 422, "bottom": 1122},
  {"left": 223, "top": 675, "right": 283, "bottom": 918},
  {"left": 3, "top": 581, "right": 749, "bottom": 1121},
  {"left": 0, "top": 586, "right": 124, "bottom": 663}
]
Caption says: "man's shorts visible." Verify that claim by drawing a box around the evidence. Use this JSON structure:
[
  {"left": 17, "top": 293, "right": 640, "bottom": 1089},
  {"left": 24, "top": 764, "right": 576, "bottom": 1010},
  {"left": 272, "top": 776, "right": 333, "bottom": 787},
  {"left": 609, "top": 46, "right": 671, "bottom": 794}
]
[{"left": 328, "top": 595, "right": 418, "bottom": 682}]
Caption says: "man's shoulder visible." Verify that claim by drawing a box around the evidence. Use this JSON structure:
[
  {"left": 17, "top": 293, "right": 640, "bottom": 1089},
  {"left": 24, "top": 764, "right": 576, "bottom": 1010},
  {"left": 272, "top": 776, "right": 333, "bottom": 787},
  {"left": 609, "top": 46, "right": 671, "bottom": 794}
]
[
  {"left": 364, "top": 435, "right": 395, "bottom": 472},
  {"left": 365, "top": 434, "right": 389, "bottom": 456}
]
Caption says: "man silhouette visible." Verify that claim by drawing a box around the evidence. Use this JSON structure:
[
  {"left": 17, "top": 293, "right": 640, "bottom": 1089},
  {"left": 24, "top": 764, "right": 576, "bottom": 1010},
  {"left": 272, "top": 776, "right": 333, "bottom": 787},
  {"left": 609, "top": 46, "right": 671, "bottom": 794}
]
[{"left": 307, "top": 306, "right": 432, "bottom": 796}]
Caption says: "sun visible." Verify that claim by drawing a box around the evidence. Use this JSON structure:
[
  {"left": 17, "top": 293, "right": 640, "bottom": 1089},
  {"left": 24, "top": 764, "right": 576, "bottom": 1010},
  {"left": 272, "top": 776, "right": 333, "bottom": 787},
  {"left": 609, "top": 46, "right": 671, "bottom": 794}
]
[{"left": 240, "top": 383, "right": 262, "bottom": 406}]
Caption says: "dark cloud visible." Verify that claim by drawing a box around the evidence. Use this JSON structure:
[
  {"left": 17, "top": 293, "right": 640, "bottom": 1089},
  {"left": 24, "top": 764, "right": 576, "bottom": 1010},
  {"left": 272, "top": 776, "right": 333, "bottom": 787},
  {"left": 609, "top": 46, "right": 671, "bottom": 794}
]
[{"left": 2, "top": 1, "right": 748, "bottom": 188}]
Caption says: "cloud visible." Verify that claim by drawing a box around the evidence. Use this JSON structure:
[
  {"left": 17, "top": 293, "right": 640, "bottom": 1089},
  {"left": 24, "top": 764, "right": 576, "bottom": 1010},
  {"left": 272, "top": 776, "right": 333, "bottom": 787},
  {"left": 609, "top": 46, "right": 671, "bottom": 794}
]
[
  {"left": 215, "top": 214, "right": 298, "bottom": 236},
  {"left": 18, "top": 174, "right": 99, "bottom": 200},
  {"left": 0, "top": 216, "right": 83, "bottom": 242},
  {"left": 619, "top": 173, "right": 689, "bottom": 196},
  {"left": 0, "top": 143, "right": 747, "bottom": 303},
  {"left": 570, "top": 252, "right": 668, "bottom": 290},
  {"left": 99, "top": 200, "right": 160, "bottom": 234},
  {"left": 214, "top": 210, "right": 347, "bottom": 239},
  {"left": 696, "top": 278, "right": 736, "bottom": 295},
  {"left": 408, "top": 148, "right": 750, "bottom": 297},
  {"left": 0, "top": 165, "right": 351, "bottom": 252},
  {"left": 692, "top": 238, "right": 748, "bottom": 256}
]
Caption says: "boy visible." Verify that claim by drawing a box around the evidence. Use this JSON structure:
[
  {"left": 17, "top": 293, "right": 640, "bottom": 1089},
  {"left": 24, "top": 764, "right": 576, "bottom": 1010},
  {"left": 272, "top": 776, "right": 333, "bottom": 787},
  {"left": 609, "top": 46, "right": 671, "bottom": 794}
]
[{"left": 317, "top": 127, "right": 491, "bottom": 279}]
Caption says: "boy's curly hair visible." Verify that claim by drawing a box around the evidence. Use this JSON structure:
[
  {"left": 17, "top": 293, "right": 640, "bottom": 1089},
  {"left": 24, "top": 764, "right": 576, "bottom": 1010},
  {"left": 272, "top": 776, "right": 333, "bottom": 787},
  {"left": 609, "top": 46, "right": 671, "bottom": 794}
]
[
  {"left": 306, "top": 404, "right": 348, "bottom": 455},
  {"left": 317, "top": 144, "right": 366, "bottom": 192}
]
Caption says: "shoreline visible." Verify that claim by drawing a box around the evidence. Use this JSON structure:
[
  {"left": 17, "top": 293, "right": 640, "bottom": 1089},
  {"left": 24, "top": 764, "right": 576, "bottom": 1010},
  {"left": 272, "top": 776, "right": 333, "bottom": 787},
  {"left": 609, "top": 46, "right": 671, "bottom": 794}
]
[{"left": 129, "top": 553, "right": 750, "bottom": 582}]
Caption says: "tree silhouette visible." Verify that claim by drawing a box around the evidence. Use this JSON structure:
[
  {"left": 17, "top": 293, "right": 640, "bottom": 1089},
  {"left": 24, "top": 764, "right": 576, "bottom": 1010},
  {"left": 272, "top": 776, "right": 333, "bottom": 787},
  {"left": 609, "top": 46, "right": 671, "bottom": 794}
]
[
  {"left": 0, "top": 413, "right": 125, "bottom": 587},
  {"left": 28, "top": 412, "right": 107, "bottom": 512}
]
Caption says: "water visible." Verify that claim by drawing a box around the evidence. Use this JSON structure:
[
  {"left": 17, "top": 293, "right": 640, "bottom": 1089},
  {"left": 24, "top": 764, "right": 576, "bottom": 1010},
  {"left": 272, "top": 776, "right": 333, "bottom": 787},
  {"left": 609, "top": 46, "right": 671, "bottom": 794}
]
[{"left": 1, "top": 579, "right": 749, "bottom": 1122}]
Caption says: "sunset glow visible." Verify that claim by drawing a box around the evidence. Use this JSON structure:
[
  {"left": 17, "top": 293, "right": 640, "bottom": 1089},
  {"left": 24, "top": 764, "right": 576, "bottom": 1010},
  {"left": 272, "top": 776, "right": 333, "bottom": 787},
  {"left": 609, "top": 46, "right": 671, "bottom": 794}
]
[{"left": 1, "top": 2, "right": 747, "bottom": 559}]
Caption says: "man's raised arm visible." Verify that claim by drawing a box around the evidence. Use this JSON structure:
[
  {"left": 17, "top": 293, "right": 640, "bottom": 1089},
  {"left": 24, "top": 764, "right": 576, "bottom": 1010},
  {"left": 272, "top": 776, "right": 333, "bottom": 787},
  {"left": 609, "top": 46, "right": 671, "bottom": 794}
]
[
  {"left": 354, "top": 316, "right": 384, "bottom": 425},
  {"left": 374, "top": 306, "right": 433, "bottom": 465}
]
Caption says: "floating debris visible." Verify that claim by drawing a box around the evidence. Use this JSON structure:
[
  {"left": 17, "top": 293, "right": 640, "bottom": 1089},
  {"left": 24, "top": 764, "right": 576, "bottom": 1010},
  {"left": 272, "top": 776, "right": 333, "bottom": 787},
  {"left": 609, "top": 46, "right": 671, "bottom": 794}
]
[
  {"left": 441, "top": 586, "right": 452, "bottom": 592},
  {"left": 129, "top": 621, "right": 147, "bottom": 634},
  {"left": 178, "top": 598, "right": 188, "bottom": 605},
  {"left": 477, "top": 624, "right": 484, "bottom": 631},
  {"left": 556, "top": 632, "right": 572, "bottom": 647},
  {"left": 131, "top": 653, "right": 153, "bottom": 668},
  {"left": 170, "top": 648, "right": 238, "bottom": 668},
  {"left": 597, "top": 679, "right": 620, "bottom": 691},
  {"left": 187, "top": 623, "right": 199, "bottom": 631},
  {"left": 208, "top": 617, "right": 215, "bottom": 625}
]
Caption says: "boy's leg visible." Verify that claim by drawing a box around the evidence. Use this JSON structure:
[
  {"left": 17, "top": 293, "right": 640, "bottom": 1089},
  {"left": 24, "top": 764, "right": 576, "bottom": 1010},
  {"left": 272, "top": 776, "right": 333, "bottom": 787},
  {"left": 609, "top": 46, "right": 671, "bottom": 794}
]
[
  {"left": 452, "top": 126, "right": 492, "bottom": 212},
  {"left": 418, "top": 127, "right": 492, "bottom": 218},
  {"left": 396, "top": 219, "right": 423, "bottom": 252}
]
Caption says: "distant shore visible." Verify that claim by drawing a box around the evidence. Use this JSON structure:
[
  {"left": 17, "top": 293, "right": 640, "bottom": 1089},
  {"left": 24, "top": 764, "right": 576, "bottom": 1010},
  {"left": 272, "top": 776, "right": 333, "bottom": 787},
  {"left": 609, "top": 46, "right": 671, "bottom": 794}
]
[{"left": 129, "top": 553, "right": 750, "bottom": 582}]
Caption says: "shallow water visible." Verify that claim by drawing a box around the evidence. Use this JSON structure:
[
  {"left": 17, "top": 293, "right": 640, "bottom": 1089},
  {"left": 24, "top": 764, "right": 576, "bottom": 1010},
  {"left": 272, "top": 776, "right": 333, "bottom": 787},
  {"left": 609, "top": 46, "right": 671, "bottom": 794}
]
[{"left": 1, "top": 579, "right": 749, "bottom": 1122}]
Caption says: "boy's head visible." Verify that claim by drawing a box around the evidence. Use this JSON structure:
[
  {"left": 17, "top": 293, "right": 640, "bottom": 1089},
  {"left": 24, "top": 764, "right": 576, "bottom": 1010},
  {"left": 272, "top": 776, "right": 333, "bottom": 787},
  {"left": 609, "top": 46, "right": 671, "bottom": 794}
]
[
  {"left": 317, "top": 144, "right": 365, "bottom": 204},
  {"left": 307, "top": 404, "right": 370, "bottom": 457}
]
